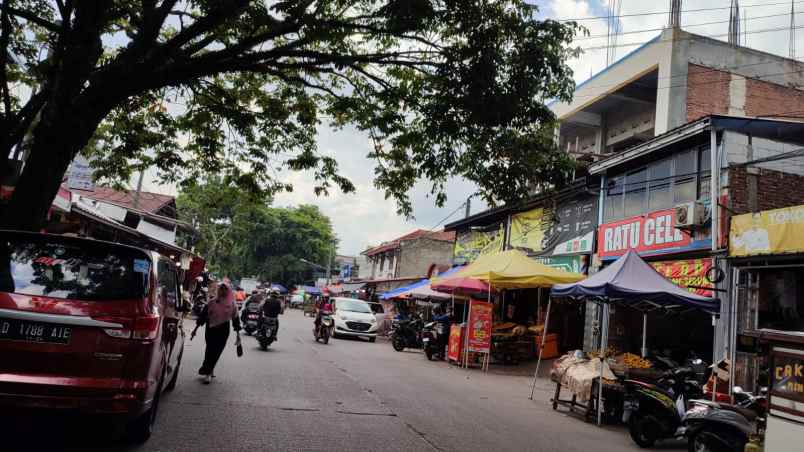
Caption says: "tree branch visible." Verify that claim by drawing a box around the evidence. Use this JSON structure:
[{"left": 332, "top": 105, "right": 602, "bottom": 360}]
[
  {"left": 0, "top": 1, "right": 12, "bottom": 121},
  {"left": 6, "top": 6, "right": 60, "bottom": 32}
]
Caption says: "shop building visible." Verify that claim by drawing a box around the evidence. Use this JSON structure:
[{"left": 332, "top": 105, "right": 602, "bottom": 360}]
[{"left": 589, "top": 115, "right": 804, "bottom": 373}]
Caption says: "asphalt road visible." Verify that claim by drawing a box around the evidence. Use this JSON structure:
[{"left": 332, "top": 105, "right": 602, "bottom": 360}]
[{"left": 7, "top": 309, "right": 685, "bottom": 451}]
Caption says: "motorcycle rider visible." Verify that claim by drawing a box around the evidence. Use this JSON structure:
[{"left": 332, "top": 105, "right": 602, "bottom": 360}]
[
  {"left": 260, "top": 290, "right": 283, "bottom": 341},
  {"left": 240, "top": 290, "right": 264, "bottom": 324},
  {"left": 314, "top": 296, "right": 333, "bottom": 335}
]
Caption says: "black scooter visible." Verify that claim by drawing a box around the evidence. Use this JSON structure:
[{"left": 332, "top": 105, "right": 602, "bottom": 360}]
[
  {"left": 391, "top": 317, "right": 423, "bottom": 352},
  {"left": 683, "top": 387, "right": 767, "bottom": 452},
  {"left": 241, "top": 302, "right": 261, "bottom": 335},
  {"left": 257, "top": 316, "right": 278, "bottom": 350},
  {"left": 422, "top": 321, "right": 449, "bottom": 361},
  {"left": 623, "top": 366, "right": 703, "bottom": 448}
]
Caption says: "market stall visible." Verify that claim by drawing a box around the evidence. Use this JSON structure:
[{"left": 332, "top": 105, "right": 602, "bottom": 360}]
[
  {"left": 544, "top": 250, "right": 720, "bottom": 425},
  {"left": 433, "top": 249, "right": 584, "bottom": 369}
]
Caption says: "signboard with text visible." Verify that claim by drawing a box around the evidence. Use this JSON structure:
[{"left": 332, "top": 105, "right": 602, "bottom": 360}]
[
  {"left": 453, "top": 224, "right": 504, "bottom": 265},
  {"left": 730, "top": 204, "right": 804, "bottom": 257},
  {"left": 448, "top": 324, "right": 463, "bottom": 362},
  {"left": 597, "top": 208, "right": 710, "bottom": 259},
  {"left": 509, "top": 195, "right": 597, "bottom": 257},
  {"left": 650, "top": 258, "right": 713, "bottom": 297},
  {"left": 466, "top": 301, "right": 493, "bottom": 353}
]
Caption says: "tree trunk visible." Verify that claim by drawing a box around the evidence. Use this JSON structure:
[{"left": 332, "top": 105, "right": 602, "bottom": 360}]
[{"left": 0, "top": 102, "right": 107, "bottom": 231}]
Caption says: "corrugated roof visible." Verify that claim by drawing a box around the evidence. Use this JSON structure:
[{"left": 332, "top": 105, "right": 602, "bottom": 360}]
[{"left": 66, "top": 185, "right": 175, "bottom": 216}]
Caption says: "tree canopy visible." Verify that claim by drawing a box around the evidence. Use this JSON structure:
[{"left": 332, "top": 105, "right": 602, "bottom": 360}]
[
  {"left": 0, "top": 1, "right": 580, "bottom": 230},
  {"left": 177, "top": 177, "right": 336, "bottom": 285}
]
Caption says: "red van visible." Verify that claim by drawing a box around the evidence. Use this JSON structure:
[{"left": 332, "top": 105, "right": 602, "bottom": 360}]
[{"left": 0, "top": 231, "right": 186, "bottom": 442}]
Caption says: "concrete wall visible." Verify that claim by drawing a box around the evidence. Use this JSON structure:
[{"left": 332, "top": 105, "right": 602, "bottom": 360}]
[{"left": 397, "top": 237, "right": 454, "bottom": 279}]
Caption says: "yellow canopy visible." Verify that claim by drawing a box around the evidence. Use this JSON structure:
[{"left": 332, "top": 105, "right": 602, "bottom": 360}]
[{"left": 442, "top": 249, "right": 585, "bottom": 289}]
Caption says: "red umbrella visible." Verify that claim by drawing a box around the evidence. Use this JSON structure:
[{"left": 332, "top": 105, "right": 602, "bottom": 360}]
[{"left": 431, "top": 277, "right": 492, "bottom": 295}]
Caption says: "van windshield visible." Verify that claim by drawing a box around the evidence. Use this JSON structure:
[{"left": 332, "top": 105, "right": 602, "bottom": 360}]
[{"left": 0, "top": 236, "right": 150, "bottom": 301}]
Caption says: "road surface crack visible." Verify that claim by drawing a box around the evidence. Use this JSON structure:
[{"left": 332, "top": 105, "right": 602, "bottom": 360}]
[
  {"left": 335, "top": 410, "right": 397, "bottom": 417},
  {"left": 403, "top": 421, "right": 445, "bottom": 452}
]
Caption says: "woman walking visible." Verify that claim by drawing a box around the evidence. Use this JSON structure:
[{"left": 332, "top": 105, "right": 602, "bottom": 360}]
[{"left": 192, "top": 281, "right": 241, "bottom": 384}]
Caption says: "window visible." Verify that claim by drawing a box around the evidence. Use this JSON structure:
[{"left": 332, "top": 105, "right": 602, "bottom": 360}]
[
  {"left": 0, "top": 236, "right": 150, "bottom": 300},
  {"left": 674, "top": 150, "right": 697, "bottom": 203},
  {"left": 158, "top": 260, "right": 180, "bottom": 308},
  {"left": 624, "top": 169, "right": 647, "bottom": 217},
  {"left": 604, "top": 177, "right": 624, "bottom": 221},
  {"left": 604, "top": 146, "right": 710, "bottom": 221},
  {"left": 648, "top": 158, "right": 672, "bottom": 211}
]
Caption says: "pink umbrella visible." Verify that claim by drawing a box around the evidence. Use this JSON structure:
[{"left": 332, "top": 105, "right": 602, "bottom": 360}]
[{"left": 431, "top": 277, "right": 492, "bottom": 295}]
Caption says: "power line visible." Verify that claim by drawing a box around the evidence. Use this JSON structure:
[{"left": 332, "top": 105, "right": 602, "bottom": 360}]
[
  {"left": 550, "top": 0, "right": 804, "bottom": 23},
  {"left": 575, "top": 10, "right": 796, "bottom": 40},
  {"left": 429, "top": 200, "right": 469, "bottom": 231}
]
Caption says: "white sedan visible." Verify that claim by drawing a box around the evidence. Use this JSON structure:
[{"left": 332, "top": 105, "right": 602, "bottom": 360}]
[{"left": 331, "top": 297, "right": 379, "bottom": 342}]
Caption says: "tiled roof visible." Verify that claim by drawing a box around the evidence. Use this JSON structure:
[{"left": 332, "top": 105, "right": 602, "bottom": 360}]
[
  {"left": 363, "top": 229, "right": 456, "bottom": 256},
  {"left": 65, "top": 185, "right": 175, "bottom": 216}
]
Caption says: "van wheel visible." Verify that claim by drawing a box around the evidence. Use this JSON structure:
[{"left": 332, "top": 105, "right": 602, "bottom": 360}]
[
  {"left": 126, "top": 379, "right": 162, "bottom": 443},
  {"left": 164, "top": 351, "right": 183, "bottom": 392},
  {"left": 369, "top": 337, "right": 376, "bottom": 343}
]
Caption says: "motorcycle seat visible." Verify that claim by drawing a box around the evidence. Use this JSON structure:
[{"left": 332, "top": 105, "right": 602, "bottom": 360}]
[{"left": 716, "top": 404, "right": 757, "bottom": 422}]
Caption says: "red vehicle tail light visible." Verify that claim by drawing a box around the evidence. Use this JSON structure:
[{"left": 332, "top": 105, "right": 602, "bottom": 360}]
[{"left": 95, "top": 315, "right": 160, "bottom": 340}]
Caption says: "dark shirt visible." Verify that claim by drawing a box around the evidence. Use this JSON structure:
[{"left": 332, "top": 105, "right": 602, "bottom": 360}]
[{"left": 262, "top": 297, "right": 282, "bottom": 317}]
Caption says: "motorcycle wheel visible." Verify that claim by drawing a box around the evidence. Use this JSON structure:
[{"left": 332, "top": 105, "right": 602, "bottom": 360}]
[
  {"left": 629, "top": 412, "right": 659, "bottom": 448},
  {"left": 323, "top": 328, "right": 330, "bottom": 345},
  {"left": 392, "top": 337, "right": 405, "bottom": 352},
  {"left": 687, "top": 430, "right": 744, "bottom": 452},
  {"left": 425, "top": 346, "right": 434, "bottom": 361},
  {"left": 258, "top": 339, "right": 268, "bottom": 350}
]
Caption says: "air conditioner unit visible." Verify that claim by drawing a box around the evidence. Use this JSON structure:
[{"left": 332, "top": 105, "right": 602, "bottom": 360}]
[{"left": 674, "top": 201, "right": 707, "bottom": 228}]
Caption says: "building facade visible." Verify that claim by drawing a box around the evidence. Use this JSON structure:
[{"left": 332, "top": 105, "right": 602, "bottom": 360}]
[{"left": 361, "top": 229, "right": 456, "bottom": 291}]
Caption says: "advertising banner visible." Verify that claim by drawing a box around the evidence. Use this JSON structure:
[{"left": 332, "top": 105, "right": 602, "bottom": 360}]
[
  {"left": 771, "top": 348, "right": 804, "bottom": 407},
  {"left": 650, "top": 258, "right": 714, "bottom": 297},
  {"left": 447, "top": 324, "right": 463, "bottom": 362},
  {"left": 509, "top": 195, "right": 597, "bottom": 256},
  {"left": 730, "top": 204, "right": 804, "bottom": 257},
  {"left": 453, "top": 224, "right": 504, "bottom": 265},
  {"left": 466, "top": 301, "right": 493, "bottom": 353},
  {"left": 533, "top": 255, "right": 588, "bottom": 275},
  {"left": 597, "top": 208, "right": 711, "bottom": 259}
]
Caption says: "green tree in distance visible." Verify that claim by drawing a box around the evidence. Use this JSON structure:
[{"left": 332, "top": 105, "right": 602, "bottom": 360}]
[
  {"left": 177, "top": 177, "right": 336, "bottom": 286},
  {"left": 1, "top": 1, "right": 580, "bottom": 230}
]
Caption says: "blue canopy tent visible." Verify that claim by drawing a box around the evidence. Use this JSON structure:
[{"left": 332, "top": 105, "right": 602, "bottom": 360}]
[
  {"left": 531, "top": 250, "right": 720, "bottom": 425},
  {"left": 270, "top": 284, "right": 288, "bottom": 294},
  {"left": 379, "top": 266, "right": 465, "bottom": 301}
]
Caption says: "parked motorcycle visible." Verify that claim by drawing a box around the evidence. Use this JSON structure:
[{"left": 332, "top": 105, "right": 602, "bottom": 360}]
[
  {"left": 683, "top": 387, "right": 767, "bottom": 452},
  {"left": 314, "top": 312, "right": 334, "bottom": 344},
  {"left": 242, "top": 303, "right": 261, "bottom": 335},
  {"left": 623, "top": 366, "right": 704, "bottom": 448},
  {"left": 391, "top": 317, "right": 423, "bottom": 352},
  {"left": 422, "top": 321, "right": 449, "bottom": 361},
  {"left": 257, "top": 316, "right": 278, "bottom": 350}
]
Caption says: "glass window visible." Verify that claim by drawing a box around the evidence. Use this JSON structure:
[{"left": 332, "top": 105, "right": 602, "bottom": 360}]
[
  {"left": 335, "top": 298, "right": 372, "bottom": 313},
  {"left": 699, "top": 146, "right": 712, "bottom": 200},
  {"left": 624, "top": 168, "right": 647, "bottom": 217},
  {"left": 157, "top": 260, "right": 179, "bottom": 308},
  {"left": 605, "top": 177, "right": 624, "bottom": 221},
  {"left": 674, "top": 150, "right": 697, "bottom": 203},
  {"left": 648, "top": 158, "right": 672, "bottom": 211},
  {"left": 0, "top": 235, "right": 150, "bottom": 300}
]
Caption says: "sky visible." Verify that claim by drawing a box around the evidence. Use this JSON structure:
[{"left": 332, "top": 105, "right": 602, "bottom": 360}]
[{"left": 144, "top": 0, "right": 804, "bottom": 256}]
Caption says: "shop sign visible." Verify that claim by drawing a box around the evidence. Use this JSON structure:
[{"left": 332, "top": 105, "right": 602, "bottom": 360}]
[
  {"left": 67, "top": 155, "right": 94, "bottom": 191},
  {"left": 597, "top": 208, "right": 709, "bottom": 259},
  {"left": 453, "top": 224, "right": 504, "bottom": 265},
  {"left": 533, "top": 255, "right": 588, "bottom": 275},
  {"left": 730, "top": 204, "right": 804, "bottom": 257},
  {"left": 772, "top": 351, "right": 804, "bottom": 404},
  {"left": 448, "top": 324, "right": 463, "bottom": 362},
  {"left": 467, "top": 301, "right": 493, "bottom": 353},
  {"left": 650, "top": 258, "right": 713, "bottom": 297},
  {"left": 509, "top": 195, "right": 597, "bottom": 256}
]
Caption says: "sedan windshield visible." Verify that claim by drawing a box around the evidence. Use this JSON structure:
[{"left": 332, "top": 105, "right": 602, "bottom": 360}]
[{"left": 337, "top": 299, "right": 372, "bottom": 313}]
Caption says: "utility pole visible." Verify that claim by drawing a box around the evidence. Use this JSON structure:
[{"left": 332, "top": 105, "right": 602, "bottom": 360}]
[
  {"left": 728, "top": 0, "right": 740, "bottom": 46},
  {"left": 325, "top": 242, "right": 333, "bottom": 285},
  {"left": 133, "top": 169, "right": 145, "bottom": 209},
  {"left": 669, "top": 0, "right": 682, "bottom": 28},
  {"left": 791, "top": 0, "right": 797, "bottom": 59},
  {"left": 464, "top": 196, "right": 471, "bottom": 218}
]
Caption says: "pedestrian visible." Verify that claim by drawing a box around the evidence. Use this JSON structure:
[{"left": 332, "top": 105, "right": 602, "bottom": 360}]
[{"left": 191, "top": 281, "right": 241, "bottom": 384}]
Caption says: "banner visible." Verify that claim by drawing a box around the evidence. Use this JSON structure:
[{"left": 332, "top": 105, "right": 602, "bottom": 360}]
[
  {"left": 509, "top": 195, "right": 597, "bottom": 256},
  {"left": 533, "top": 255, "right": 588, "bottom": 275},
  {"left": 730, "top": 204, "right": 804, "bottom": 257},
  {"left": 448, "top": 324, "right": 463, "bottom": 362},
  {"left": 453, "top": 224, "right": 504, "bottom": 265},
  {"left": 650, "top": 258, "right": 713, "bottom": 297},
  {"left": 467, "top": 301, "right": 493, "bottom": 353},
  {"left": 597, "top": 208, "right": 712, "bottom": 259}
]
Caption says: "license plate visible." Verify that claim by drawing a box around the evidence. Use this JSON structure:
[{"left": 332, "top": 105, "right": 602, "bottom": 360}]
[
  {"left": 0, "top": 318, "right": 72, "bottom": 345},
  {"left": 422, "top": 338, "right": 430, "bottom": 342}
]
